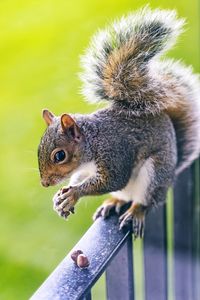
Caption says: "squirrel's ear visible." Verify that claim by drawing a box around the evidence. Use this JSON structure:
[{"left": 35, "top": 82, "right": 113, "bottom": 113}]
[
  {"left": 61, "top": 114, "right": 81, "bottom": 141},
  {"left": 42, "top": 109, "right": 55, "bottom": 126}
]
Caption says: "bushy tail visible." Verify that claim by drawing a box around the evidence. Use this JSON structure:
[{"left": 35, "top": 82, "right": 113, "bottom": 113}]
[
  {"left": 80, "top": 7, "right": 200, "bottom": 174},
  {"left": 80, "top": 7, "right": 184, "bottom": 105}
]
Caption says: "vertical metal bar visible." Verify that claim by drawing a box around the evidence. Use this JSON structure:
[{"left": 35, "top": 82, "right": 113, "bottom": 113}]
[
  {"left": 82, "top": 290, "right": 92, "bottom": 300},
  {"left": 173, "top": 167, "right": 194, "bottom": 300},
  {"left": 192, "top": 160, "right": 200, "bottom": 300},
  {"left": 143, "top": 204, "right": 168, "bottom": 300},
  {"left": 106, "top": 234, "right": 134, "bottom": 300}
]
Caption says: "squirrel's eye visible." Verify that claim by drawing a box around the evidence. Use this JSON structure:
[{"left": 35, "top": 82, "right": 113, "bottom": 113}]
[{"left": 54, "top": 150, "right": 66, "bottom": 163}]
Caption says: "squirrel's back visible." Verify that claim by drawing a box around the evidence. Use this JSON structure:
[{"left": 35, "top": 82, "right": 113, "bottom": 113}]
[{"left": 80, "top": 7, "right": 200, "bottom": 174}]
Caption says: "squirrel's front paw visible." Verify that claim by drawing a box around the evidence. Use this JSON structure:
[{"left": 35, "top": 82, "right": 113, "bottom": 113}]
[{"left": 53, "top": 186, "right": 79, "bottom": 219}]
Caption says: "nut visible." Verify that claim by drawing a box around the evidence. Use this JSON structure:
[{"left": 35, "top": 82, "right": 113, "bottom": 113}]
[
  {"left": 77, "top": 254, "right": 89, "bottom": 268},
  {"left": 61, "top": 187, "right": 69, "bottom": 194},
  {"left": 71, "top": 250, "right": 83, "bottom": 263}
]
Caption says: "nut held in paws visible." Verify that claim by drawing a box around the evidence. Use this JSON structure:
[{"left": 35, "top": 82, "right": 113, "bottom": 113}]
[
  {"left": 71, "top": 250, "right": 83, "bottom": 263},
  {"left": 77, "top": 254, "right": 89, "bottom": 268}
]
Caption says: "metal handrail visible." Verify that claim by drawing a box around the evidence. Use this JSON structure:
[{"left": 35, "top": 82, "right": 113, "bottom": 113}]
[{"left": 30, "top": 214, "right": 132, "bottom": 300}]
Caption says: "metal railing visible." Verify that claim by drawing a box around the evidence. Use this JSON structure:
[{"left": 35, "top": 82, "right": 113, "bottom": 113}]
[{"left": 31, "top": 161, "right": 200, "bottom": 300}]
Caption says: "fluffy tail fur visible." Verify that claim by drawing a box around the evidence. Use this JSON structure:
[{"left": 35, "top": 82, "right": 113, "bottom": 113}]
[{"left": 81, "top": 7, "right": 200, "bottom": 174}]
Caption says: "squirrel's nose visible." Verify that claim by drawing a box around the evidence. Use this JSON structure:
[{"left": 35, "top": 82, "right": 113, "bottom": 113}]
[{"left": 41, "top": 179, "right": 50, "bottom": 187}]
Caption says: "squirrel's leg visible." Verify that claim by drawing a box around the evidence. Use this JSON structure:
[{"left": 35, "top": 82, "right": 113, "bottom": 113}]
[
  {"left": 118, "top": 153, "right": 174, "bottom": 238},
  {"left": 93, "top": 197, "right": 126, "bottom": 220},
  {"left": 119, "top": 186, "right": 168, "bottom": 238}
]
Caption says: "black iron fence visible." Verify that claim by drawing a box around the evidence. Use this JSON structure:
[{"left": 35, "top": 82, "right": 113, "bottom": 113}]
[{"left": 31, "top": 160, "right": 200, "bottom": 300}]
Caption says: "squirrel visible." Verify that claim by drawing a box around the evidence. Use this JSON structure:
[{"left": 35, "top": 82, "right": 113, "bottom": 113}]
[{"left": 38, "top": 8, "right": 200, "bottom": 238}]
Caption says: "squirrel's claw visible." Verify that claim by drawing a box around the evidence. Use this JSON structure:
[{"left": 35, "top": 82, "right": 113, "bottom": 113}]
[
  {"left": 59, "top": 210, "right": 70, "bottom": 219},
  {"left": 132, "top": 217, "right": 145, "bottom": 239},
  {"left": 119, "top": 203, "right": 147, "bottom": 239},
  {"left": 119, "top": 211, "right": 132, "bottom": 229},
  {"left": 92, "top": 206, "right": 104, "bottom": 221},
  {"left": 93, "top": 198, "right": 126, "bottom": 221},
  {"left": 92, "top": 204, "right": 113, "bottom": 221}
]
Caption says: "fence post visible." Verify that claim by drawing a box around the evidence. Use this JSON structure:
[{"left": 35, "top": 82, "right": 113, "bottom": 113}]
[
  {"left": 192, "top": 160, "right": 200, "bottom": 300},
  {"left": 82, "top": 291, "right": 92, "bottom": 300},
  {"left": 173, "top": 166, "right": 194, "bottom": 300},
  {"left": 143, "top": 205, "right": 168, "bottom": 300},
  {"left": 106, "top": 234, "right": 134, "bottom": 300}
]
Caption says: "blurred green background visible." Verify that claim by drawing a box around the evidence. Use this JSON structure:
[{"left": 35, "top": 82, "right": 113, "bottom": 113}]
[{"left": 0, "top": 0, "right": 199, "bottom": 299}]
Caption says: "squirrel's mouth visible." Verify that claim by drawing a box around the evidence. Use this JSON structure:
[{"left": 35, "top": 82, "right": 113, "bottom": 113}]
[{"left": 41, "top": 173, "right": 70, "bottom": 187}]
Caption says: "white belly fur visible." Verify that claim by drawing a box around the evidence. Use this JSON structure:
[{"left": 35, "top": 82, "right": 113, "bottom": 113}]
[
  {"left": 70, "top": 160, "right": 97, "bottom": 186},
  {"left": 69, "top": 158, "right": 154, "bottom": 206},
  {"left": 111, "top": 157, "right": 154, "bottom": 205}
]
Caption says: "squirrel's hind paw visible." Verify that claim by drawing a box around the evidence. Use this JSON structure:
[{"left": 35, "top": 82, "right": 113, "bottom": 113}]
[
  {"left": 93, "top": 198, "right": 126, "bottom": 221},
  {"left": 132, "top": 217, "right": 145, "bottom": 239},
  {"left": 119, "top": 203, "right": 147, "bottom": 239},
  {"left": 93, "top": 198, "right": 147, "bottom": 238}
]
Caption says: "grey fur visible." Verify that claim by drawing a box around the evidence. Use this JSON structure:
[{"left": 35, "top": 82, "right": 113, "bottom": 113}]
[{"left": 77, "top": 108, "right": 177, "bottom": 199}]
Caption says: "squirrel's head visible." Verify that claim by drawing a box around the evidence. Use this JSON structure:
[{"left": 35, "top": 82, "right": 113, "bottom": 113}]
[{"left": 38, "top": 109, "right": 83, "bottom": 187}]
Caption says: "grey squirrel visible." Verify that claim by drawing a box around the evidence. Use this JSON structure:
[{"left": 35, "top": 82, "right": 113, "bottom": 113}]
[{"left": 38, "top": 8, "right": 200, "bottom": 238}]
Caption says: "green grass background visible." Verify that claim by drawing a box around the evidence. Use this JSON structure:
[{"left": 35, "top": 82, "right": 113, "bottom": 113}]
[{"left": 0, "top": 0, "right": 199, "bottom": 299}]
